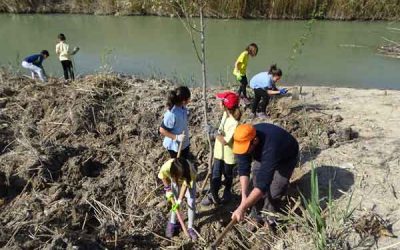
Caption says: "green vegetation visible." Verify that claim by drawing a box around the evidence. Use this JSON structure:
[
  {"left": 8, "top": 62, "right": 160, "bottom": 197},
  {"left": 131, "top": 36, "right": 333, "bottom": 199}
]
[
  {"left": 0, "top": 0, "right": 399, "bottom": 20},
  {"left": 276, "top": 165, "right": 356, "bottom": 249}
]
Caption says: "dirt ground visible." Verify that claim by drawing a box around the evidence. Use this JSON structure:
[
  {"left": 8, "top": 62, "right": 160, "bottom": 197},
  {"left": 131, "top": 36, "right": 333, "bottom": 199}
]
[{"left": 0, "top": 71, "right": 398, "bottom": 249}]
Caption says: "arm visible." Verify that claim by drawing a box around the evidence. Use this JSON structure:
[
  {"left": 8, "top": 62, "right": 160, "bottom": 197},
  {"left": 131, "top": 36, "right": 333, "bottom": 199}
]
[
  {"left": 235, "top": 61, "right": 242, "bottom": 71},
  {"left": 231, "top": 184, "right": 264, "bottom": 222},
  {"left": 267, "top": 89, "right": 281, "bottom": 95},
  {"left": 159, "top": 127, "right": 177, "bottom": 140},
  {"left": 159, "top": 111, "right": 178, "bottom": 140},
  {"left": 216, "top": 135, "right": 227, "bottom": 145},
  {"left": 161, "top": 177, "right": 171, "bottom": 188},
  {"left": 241, "top": 188, "right": 264, "bottom": 210},
  {"left": 236, "top": 155, "right": 252, "bottom": 201},
  {"left": 239, "top": 175, "right": 250, "bottom": 203},
  {"left": 56, "top": 44, "right": 60, "bottom": 55},
  {"left": 177, "top": 183, "right": 187, "bottom": 201}
]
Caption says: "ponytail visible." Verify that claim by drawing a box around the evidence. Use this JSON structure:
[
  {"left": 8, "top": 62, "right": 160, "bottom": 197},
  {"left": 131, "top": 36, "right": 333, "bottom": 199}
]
[
  {"left": 225, "top": 106, "right": 242, "bottom": 121},
  {"left": 166, "top": 86, "right": 191, "bottom": 110},
  {"left": 167, "top": 90, "right": 178, "bottom": 110},
  {"left": 170, "top": 158, "right": 191, "bottom": 185},
  {"left": 268, "top": 64, "right": 282, "bottom": 77}
]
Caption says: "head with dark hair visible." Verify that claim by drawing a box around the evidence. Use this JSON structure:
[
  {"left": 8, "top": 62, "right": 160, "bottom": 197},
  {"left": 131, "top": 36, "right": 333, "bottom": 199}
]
[
  {"left": 268, "top": 64, "right": 282, "bottom": 82},
  {"left": 166, "top": 86, "right": 191, "bottom": 110},
  {"left": 41, "top": 50, "right": 50, "bottom": 58},
  {"left": 170, "top": 158, "right": 191, "bottom": 185},
  {"left": 225, "top": 106, "right": 242, "bottom": 121},
  {"left": 246, "top": 43, "right": 258, "bottom": 57},
  {"left": 58, "top": 33, "right": 66, "bottom": 41}
]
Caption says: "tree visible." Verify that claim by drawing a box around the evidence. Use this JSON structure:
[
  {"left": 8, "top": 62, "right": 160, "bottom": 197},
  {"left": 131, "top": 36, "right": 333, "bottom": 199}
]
[{"left": 173, "top": 0, "right": 213, "bottom": 194}]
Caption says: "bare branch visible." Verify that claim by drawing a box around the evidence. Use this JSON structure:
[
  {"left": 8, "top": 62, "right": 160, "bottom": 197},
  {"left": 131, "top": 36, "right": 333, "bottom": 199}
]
[{"left": 174, "top": 0, "right": 203, "bottom": 63}]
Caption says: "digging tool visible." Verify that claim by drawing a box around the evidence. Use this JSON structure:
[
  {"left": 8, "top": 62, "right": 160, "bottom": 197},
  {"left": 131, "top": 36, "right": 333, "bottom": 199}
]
[
  {"left": 170, "top": 132, "right": 190, "bottom": 238},
  {"left": 176, "top": 131, "right": 185, "bottom": 158},
  {"left": 170, "top": 191, "right": 190, "bottom": 238},
  {"left": 210, "top": 218, "right": 237, "bottom": 249}
]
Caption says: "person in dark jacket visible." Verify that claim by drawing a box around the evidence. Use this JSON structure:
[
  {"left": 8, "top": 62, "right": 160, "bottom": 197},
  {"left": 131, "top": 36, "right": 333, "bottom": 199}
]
[
  {"left": 21, "top": 50, "right": 49, "bottom": 82},
  {"left": 231, "top": 123, "right": 299, "bottom": 225}
]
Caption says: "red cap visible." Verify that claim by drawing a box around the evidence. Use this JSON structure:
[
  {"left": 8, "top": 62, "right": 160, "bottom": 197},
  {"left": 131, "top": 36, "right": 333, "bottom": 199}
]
[{"left": 216, "top": 91, "right": 239, "bottom": 109}]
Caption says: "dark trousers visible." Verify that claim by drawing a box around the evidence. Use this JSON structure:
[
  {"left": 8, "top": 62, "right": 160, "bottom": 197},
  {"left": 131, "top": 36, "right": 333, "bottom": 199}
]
[
  {"left": 168, "top": 146, "right": 190, "bottom": 160},
  {"left": 61, "top": 60, "right": 74, "bottom": 80},
  {"left": 250, "top": 154, "right": 298, "bottom": 217},
  {"left": 237, "top": 75, "right": 248, "bottom": 98},
  {"left": 252, "top": 88, "right": 270, "bottom": 114},
  {"left": 210, "top": 159, "right": 234, "bottom": 198}
]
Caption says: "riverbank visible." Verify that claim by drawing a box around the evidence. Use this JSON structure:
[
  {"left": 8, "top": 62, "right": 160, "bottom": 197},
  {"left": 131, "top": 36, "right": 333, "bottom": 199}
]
[
  {"left": 1, "top": 0, "right": 399, "bottom": 20},
  {"left": 0, "top": 71, "right": 399, "bottom": 249}
]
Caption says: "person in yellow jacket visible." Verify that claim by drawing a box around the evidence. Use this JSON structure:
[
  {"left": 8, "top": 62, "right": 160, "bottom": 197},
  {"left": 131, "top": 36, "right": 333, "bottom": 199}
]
[
  {"left": 158, "top": 157, "right": 198, "bottom": 240},
  {"left": 56, "top": 33, "right": 79, "bottom": 81},
  {"left": 233, "top": 43, "right": 258, "bottom": 105},
  {"left": 202, "top": 91, "right": 241, "bottom": 206}
]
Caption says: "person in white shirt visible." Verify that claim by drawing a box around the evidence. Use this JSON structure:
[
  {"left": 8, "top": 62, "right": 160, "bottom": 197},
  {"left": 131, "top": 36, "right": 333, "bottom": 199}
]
[{"left": 55, "top": 33, "right": 79, "bottom": 81}]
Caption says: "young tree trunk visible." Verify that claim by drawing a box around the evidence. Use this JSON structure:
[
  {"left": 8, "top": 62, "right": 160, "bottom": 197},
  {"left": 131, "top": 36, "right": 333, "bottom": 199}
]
[{"left": 199, "top": 5, "right": 213, "bottom": 193}]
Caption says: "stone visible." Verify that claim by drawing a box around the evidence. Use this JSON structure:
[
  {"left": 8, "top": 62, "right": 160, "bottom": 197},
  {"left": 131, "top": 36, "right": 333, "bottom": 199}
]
[{"left": 333, "top": 114, "right": 343, "bottom": 122}]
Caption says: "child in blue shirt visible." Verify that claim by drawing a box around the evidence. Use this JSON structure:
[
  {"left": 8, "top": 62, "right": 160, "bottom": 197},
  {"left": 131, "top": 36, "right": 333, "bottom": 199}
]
[
  {"left": 21, "top": 50, "right": 49, "bottom": 82},
  {"left": 249, "top": 64, "right": 288, "bottom": 118},
  {"left": 159, "top": 86, "right": 191, "bottom": 159}
]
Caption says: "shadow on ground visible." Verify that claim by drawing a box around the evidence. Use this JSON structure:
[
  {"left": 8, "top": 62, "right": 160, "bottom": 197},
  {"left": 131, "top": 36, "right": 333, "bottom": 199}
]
[{"left": 290, "top": 165, "right": 355, "bottom": 203}]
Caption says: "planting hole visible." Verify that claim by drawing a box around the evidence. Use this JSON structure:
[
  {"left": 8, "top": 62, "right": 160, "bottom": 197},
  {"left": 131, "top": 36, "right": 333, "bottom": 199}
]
[{"left": 80, "top": 159, "right": 104, "bottom": 178}]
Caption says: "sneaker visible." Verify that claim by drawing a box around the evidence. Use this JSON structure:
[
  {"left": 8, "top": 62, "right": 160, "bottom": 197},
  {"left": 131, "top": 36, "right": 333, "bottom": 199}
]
[
  {"left": 201, "top": 193, "right": 221, "bottom": 206},
  {"left": 165, "top": 222, "right": 179, "bottom": 238},
  {"left": 188, "top": 228, "right": 198, "bottom": 241},
  {"left": 256, "top": 112, "right": 268, "bottom": 119}
]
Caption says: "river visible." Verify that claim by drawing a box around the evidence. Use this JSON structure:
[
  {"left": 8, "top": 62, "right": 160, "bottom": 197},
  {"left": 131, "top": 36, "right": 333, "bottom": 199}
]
[{"left": 0, "top": 14, "right": 398, "bottom": 89}]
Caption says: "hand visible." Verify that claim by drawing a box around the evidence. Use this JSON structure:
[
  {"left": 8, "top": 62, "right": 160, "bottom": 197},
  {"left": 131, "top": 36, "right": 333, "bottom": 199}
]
[
  {"left": 231, "top": 206, "right": 245, "bottom": 222},
  {"left": 216, "top": 135, "right": 226, "bottom": 144},
  {"left": 171, "top": 199, "right": 182, "bottom": 212},
  {"left": 175, "top": 133, "right": 185, "bottom": 142},
  {"left": 165, "top": 191, "right": 173, "bottom": 201},
  {"left": 279, "top": 88, "right": 288, "bottom": 95}
]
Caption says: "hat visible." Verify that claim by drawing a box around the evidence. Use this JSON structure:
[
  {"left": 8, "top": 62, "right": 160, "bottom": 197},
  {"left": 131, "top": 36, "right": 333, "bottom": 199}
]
[
  {"left": 216, "top": 91, "right": 239, "bottom": 109},
  {"left": 233, "top": 124, "right": 256, "bottom": 154}
]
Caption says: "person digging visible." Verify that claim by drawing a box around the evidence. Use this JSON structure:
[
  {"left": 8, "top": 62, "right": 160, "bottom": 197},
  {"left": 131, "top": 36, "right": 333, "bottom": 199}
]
[
  {"left": 230, "top": 123, "right": 299, "bottom": 229},
  {"left": 158, "top": 157, "right": 198, "bottom": 240}
]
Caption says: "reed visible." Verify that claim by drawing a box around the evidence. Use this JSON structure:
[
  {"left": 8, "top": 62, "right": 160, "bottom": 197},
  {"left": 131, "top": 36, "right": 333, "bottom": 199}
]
[{"left": 0, "top": 0, "right": 399, "bottom": 20}]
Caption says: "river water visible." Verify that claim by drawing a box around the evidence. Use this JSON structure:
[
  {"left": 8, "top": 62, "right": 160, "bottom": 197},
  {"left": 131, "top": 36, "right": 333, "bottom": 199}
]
[{"left": 0, "top": 14, "right": 398, "bottom": 89}]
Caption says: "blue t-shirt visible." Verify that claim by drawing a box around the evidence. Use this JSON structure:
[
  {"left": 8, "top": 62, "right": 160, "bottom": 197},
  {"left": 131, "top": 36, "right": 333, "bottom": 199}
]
[
  {"left": 24, "top": 54, "right": 44, "bottom": 67},
  {"left": 161, "top": 105, "right": 190, "bottom": 152},
  {"left": 249, "top": 72, "right": 274, "bottom": 89}
]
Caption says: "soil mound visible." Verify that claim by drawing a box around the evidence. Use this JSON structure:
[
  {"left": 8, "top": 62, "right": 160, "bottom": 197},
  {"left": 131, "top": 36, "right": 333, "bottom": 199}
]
[{"left": 0, "top": 71, "right": 354, "bottom": 249}]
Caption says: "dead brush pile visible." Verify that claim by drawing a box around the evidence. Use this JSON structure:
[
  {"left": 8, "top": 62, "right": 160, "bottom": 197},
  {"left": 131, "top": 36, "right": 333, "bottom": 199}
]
[{"left": 0, "top": 70, "right": 356, "bottom": 249}]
